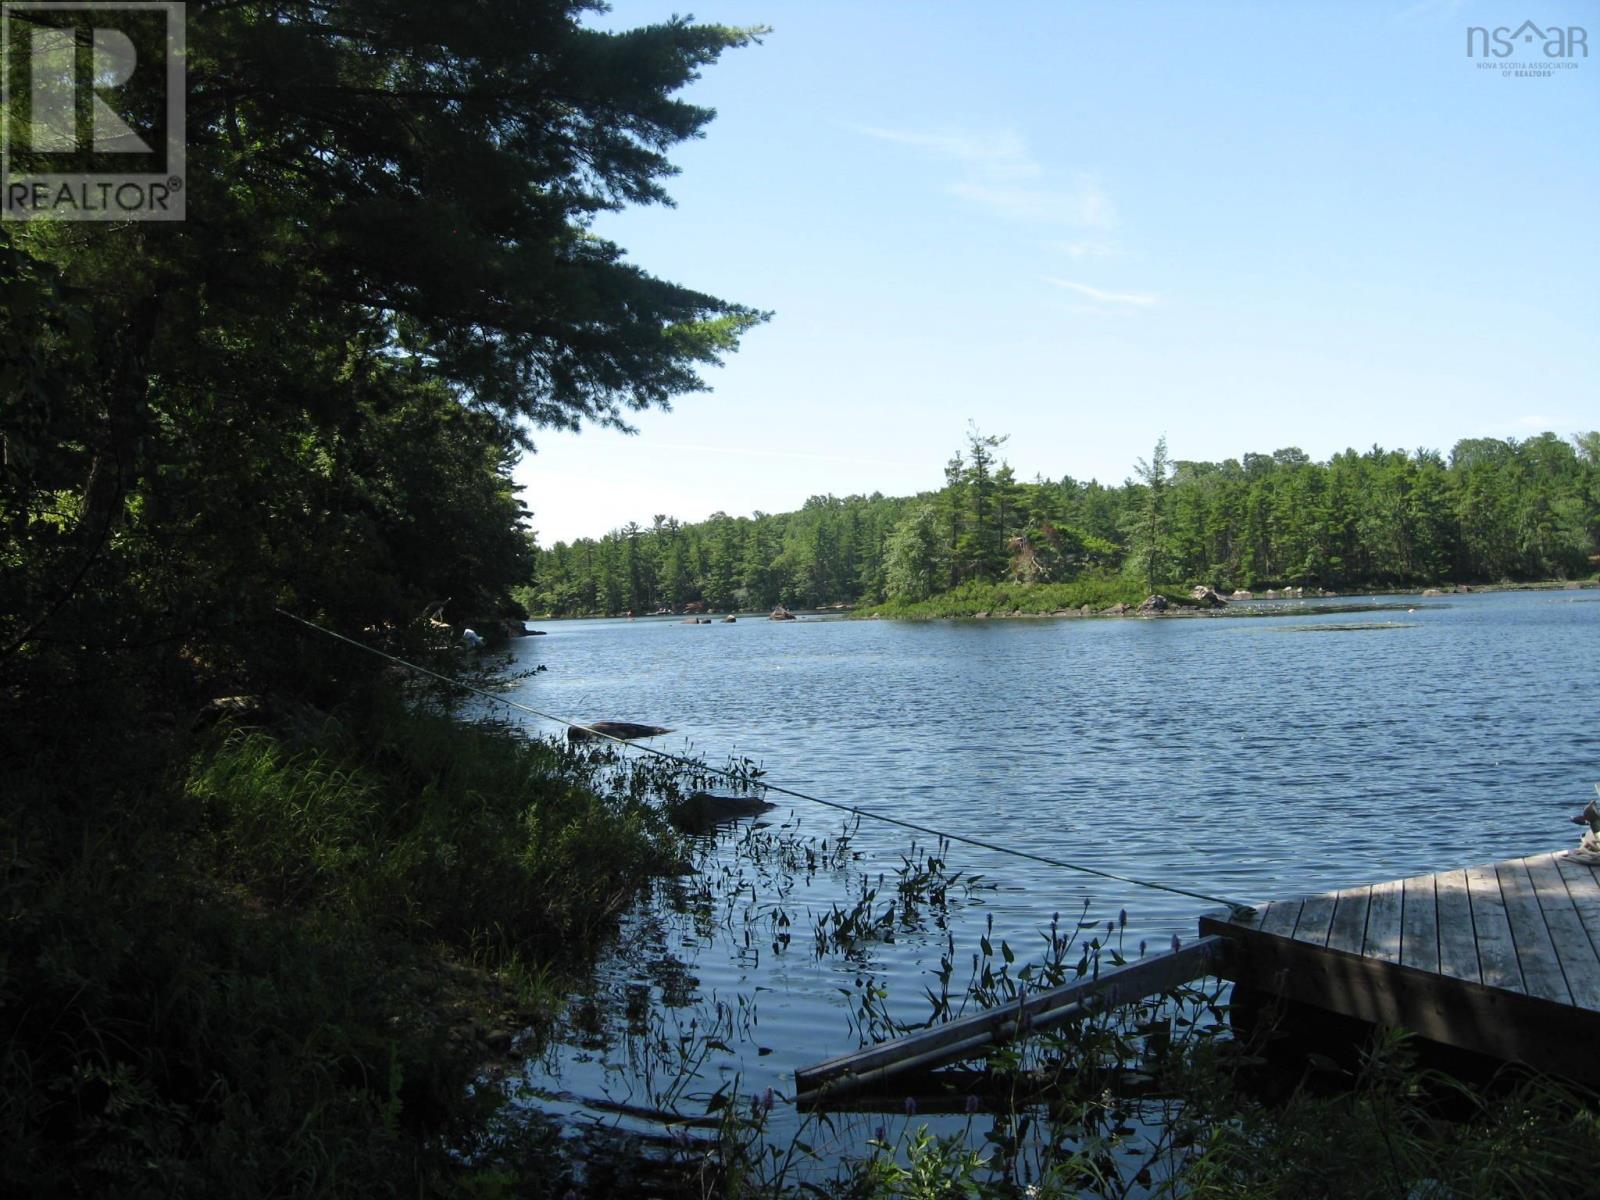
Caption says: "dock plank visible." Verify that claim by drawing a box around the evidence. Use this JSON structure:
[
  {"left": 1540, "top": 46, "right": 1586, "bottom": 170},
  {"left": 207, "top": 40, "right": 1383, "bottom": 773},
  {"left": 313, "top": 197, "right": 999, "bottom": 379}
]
[
  {"left": 1292, "top": 890, "right": 1337, "bottom": 947},
  {"left": 1259, "top": 899, "right": 1303, "bottom": 938},
  {"left": 1435, "top": 870, "right": 1480, "bottom": 983},
  {"left": 1497, "top": 858, "right": 1570, "bottom": 1004},
  {"left": 1526, "top": 854, "right": 1600, "bottom": 1011},
  {"left": 1555, "top": 855, "right": 1600, "bottom": 959},
  {"left": 1400, "top": 873, "right": 1439, "bottom": 975},
  {"left": 1326, "top": 886, "right": 1371, "bottom": 955},
  {"left": 1364, "top": 879, "right": 1404, "bottom": 964},
  {"left": 795, "top": 936, "right": 1231, "bottom": 1100},
  {"left": 1465, "top": 864, "right": 1524, "bottom": 994}
]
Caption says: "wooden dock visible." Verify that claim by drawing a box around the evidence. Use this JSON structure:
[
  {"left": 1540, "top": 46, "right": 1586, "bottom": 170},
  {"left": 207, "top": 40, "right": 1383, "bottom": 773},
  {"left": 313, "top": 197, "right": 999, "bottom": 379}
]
[
  {"left": 797, "top": 847, "right": 1600, "bottom": 1103},
  {"left": 1200, "top": 849, "right": 1600, "bottom": 1086}
]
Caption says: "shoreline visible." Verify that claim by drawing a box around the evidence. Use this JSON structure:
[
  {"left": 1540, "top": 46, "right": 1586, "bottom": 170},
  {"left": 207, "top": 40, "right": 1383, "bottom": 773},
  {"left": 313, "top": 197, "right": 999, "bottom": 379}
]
[{"left": 526, "top": 578, "right": 1598, "bottom": 624}]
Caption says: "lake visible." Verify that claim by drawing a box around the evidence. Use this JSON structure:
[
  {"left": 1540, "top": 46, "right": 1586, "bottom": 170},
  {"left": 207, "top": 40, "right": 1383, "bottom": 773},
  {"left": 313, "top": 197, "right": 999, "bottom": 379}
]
[{"left": 494, "top": 589, "right": 1600, "bottom": 1169}]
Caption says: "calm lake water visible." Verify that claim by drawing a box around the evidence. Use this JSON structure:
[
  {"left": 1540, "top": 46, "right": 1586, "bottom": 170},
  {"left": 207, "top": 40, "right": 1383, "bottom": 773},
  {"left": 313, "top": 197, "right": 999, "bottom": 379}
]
[{"left": 495, "top": 590, "right": 1599, "bottom": 1165}]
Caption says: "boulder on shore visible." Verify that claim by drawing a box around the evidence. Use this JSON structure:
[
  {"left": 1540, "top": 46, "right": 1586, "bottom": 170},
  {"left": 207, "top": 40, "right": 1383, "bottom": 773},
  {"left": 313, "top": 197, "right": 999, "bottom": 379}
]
[
  {"left": 193, "top": 693, "right": 329, "bottom": 739},
  {"left": 1229, "top": 589, "right": 1253, "bottom": 600},
  {"left": 1137, "top": 594, "right": 1169, "bottom": 614},
  {"left": 1103, "top": 603, "right": 1131, "bottom": 616},
  {"left": 1190, "top": 586, "right": 1227, "bottom": 607},
  {"left": 770, "top": 605, "right": 797, "bottom": 621}
]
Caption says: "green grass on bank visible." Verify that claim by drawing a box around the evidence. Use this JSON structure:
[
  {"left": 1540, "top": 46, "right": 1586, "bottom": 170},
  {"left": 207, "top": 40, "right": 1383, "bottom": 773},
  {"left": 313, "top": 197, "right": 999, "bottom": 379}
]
[
  {"left": 859, "top": 577, "right": 1192, "bottom": 620},
  {"left": 1, "top": 693, "right": 681, "bottom": 1198}
]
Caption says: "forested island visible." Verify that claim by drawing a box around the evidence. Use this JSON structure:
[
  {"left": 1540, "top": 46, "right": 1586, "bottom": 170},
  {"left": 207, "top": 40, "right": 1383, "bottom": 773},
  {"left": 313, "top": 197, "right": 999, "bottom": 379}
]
[{"left": 524, "top": 428, "right": 1600, "bottom": 617}]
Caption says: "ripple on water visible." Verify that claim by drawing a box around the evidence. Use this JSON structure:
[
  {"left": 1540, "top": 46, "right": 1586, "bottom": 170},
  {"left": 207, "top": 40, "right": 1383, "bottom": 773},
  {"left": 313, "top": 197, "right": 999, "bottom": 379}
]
[{"left": 496, "top": 591, "right": 1600, "bottom": 1171}]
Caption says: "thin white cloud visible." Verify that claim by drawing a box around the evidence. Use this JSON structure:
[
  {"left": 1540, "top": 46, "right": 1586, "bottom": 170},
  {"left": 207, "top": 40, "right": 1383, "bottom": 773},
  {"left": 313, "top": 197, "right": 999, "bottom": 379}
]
[
  {"left": 857, "top": 124, "right": 1114, "bottom": 228},
  {"left": 1050, "top": 240, "right": 1118, "bottom": 259},
  {"left": 948, "top": 178, "right": 1113, "bottom": 227},
  {"left": 855, "top": 126, "right": 1040, "bottom": 180},
  {"left": 1043, "top": 277, "right": 1158, "bottom": 307}
]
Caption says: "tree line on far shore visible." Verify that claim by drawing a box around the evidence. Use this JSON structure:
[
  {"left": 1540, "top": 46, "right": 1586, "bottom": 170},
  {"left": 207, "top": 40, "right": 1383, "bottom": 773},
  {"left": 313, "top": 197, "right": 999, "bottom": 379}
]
[{"left": 521, "top": 427, "right": 1600, "bottom": 616}]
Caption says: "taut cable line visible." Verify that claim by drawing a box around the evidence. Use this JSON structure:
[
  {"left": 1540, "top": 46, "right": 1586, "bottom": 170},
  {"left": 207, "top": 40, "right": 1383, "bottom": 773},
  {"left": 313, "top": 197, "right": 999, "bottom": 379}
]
[{"left": 274, "top": 608, "right": 1250, "bottom": 912}]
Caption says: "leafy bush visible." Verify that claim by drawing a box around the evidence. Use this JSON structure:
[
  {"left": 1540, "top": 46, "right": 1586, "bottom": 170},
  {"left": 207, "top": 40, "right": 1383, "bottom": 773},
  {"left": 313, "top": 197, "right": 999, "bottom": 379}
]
[{"left": 1, "top": 695, "right": 680, "bottom": 1197}]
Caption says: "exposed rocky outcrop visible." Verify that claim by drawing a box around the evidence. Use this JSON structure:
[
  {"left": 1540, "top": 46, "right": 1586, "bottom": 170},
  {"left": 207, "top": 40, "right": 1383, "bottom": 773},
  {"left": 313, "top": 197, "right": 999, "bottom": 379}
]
[
  {"left": 770, "top": 606, "right": 796, "bottom": 621},
  {"left": 1190, "top": 586, "right": 1227, "bottom": 607},
  {"left": 1137, "top": 594, "right": 1169, "bottom": 614}
]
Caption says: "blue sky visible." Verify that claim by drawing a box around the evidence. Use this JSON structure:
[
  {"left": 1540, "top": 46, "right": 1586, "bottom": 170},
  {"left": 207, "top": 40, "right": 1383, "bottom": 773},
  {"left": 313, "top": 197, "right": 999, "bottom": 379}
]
[{"left": 517, "top": 0, "right": 1599, "bottom": 545}]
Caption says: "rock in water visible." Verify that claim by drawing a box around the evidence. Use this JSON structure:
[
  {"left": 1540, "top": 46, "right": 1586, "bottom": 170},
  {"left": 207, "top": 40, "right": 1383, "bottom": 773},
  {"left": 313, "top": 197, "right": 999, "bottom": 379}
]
[
  {"left": 567, "top": 721, "right": 674, "bottom": 743},
  {"left": 667, "top": 791, "right": 778, "bottom": 834}
]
